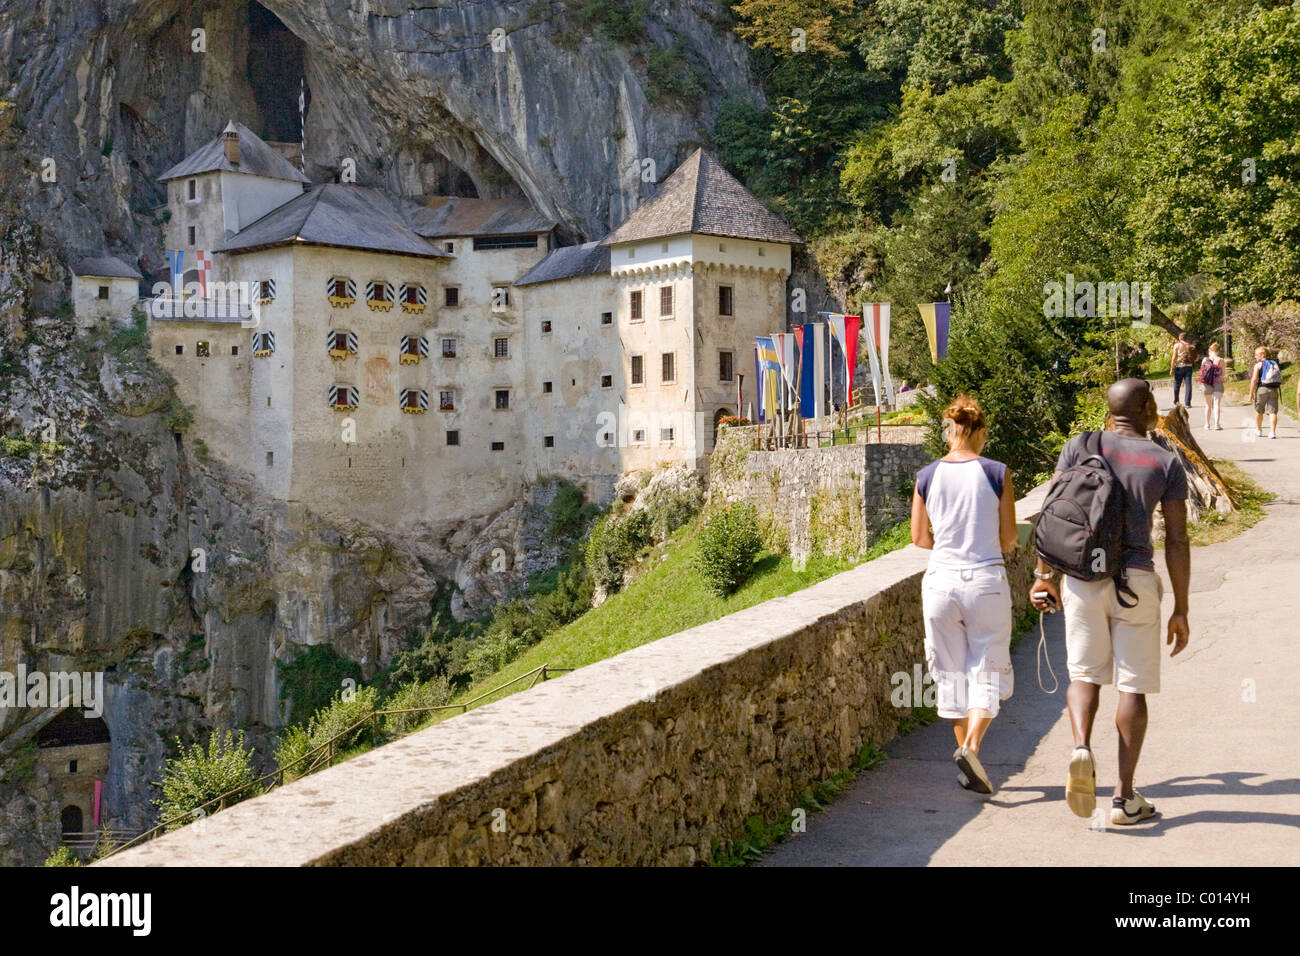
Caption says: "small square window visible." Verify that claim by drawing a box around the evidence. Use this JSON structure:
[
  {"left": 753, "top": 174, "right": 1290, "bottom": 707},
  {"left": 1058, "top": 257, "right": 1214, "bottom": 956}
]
[
  {"left": 187, "top": 179, "right": 196, "bottom": 201},
  {"left": 196, "top": 341, "right": 210, "bottom": 357},
  {"left": 447, "top": 430, "right": 460, "bottom": 445},
  {"left": 444, "top": 287, "right": 460, "bottom": 307},
  {"left": 719, "top": 350, "right": 734, "bottom": 382},
  {"left": 232, "top": 345, "right": 239, "bottom": 356},
  {"left": 495, "top": 389, "right": 510, "bottom": 409},
  {"left": 491, "top": 286, "right": 511, "bottom": 310},
  {"left": 758, "top": 247, "right": 766, "bottom": 257},
  {"left": 542, "top": 380, "right": 553, "bottom": 394},
  {"left": 175, "top": 344, "right": 184, "bottom": 355},
  {"left": 491, "top": 440, "right": 505, "bottom": 451},
  {"left": 629, "top": 290, "right": 643, "bottom": 321},
  {"left": 601, "top": 431, "right": 614, "bottom": 444},
  {"left": 442, "top": 338, "right": 457, "bottom": 358},
  {"left": 544, "top": 435, "right": 554, "bottom": 448},
  {"left": 632, "top": 428, "right": 646, "bottom": 444},
  {"left": 439, "top": 391, "right": 455, "bottom": 411},
  {"left": 266, "top": 451, "right": 274, "bottom": 467},
  {"left": 719, "top": 242, "right": 726, "bottom": 252},
  {"left": 494, "top": 337, "right": 509, "bottom": 358},
  {"left": 600, "top": 311, "right": 613, "bottom": 326},
  {"left": 97, "top": 285, "right": 109, "bottom": 300},
  {"left": 631, "top": 354, "right": 644, "bottom": 386},
  {"left": 659, "top": 285, "right": 673, "bottom": 317},
  {"left": 661, "top": 427, "right": 674, "bottom": 443},
  {"left": 600, "top": 373, "right": 613, "bottom": 389},
  {"left": 661, "top": 352, "right": 675, "bottom": 383},
  {"left": 445, "top": 241, "right": 455, "bottom": 254},
  {"left": 69, "top": 760, "right": 78, "bottom": 773},
  {"left": 541, "top": 319, "right": 552, "bottom": 334},
  {"left": 719, "top": 286, "right": 734, "bottom": 317},
  {"left": 187, "top": 226, "right": 196, "bottom": 246}
]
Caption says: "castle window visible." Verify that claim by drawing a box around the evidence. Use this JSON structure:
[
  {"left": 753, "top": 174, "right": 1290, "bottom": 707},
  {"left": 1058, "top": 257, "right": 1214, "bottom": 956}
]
[
  {"left": 491, "top": 285, "right": 511, "bottom": 311},
  {"left": 540, "top": 320, "right": 552, "bottom": 334},
  {"left": 444, "top": 242, "right": 455, "bottom": 254},
  {"left": 328, "top": 384, "right": 359, "bottom": 411},
  {"left": 400, "top": 334, "right": 429, "bottom": 365},
  {"left": 661, "top": 241, "right": 669, "bottom": 252},
  {"left": 757, "top": 247, "right": 766, "bottom": 257},
  {"left": 544, "top": 435, "right": 554, "bottom": 448},
  {"left": 252, "top": 331, "right": 276, "bottom": 356},
  {"left": 543, "top": 380, "right": 553, "bottom": 394},
  {"left": 439, "top": 390, "right": 455, "bottom": 411},
  {"left": 266, "top": 451, "right": 274, "bottom": 466},
  {"left": 661, "top": 427, "right": 675, "bottom": 444},
  {"left": 441, "top": 338, "right": 457, "bottom": 358},
  {"left": 196, "top": 341, "right": 210, "bottom": 357},
  {"left": 601, "top": 430, "right": 613, "bottom": 445},
  {"left": 601, "top": 311, "right": 613, "bottom": 326},
  {"left": 187, "top": 226, "right": 196, "bottom": 245},
  {"left": 495, "top": 389, "right": 510, "bottom": 410},
  {"left": 187, "top": 179, "right": 197, "bottom": 201},
  {"left": 366, "top": 280, "right": 394, "bottom": 312},
  {"left": 399, "top": 283, "right": 426, "bottom": 314},
  {"left": 659, "top": 285, "right": 673, "bottom": 317},
  {"left": 399, "top": 388, "right": 429, "bottom": 414},
  {"left": 256, "top": 279, "right": 276, "bottom": 304},
  {"left": 719, "top": 350, "right": 734, "bottom": 383},
  {"left": 493, "top": 337, "right": 509, "bottom": 358},
  {"left": 600, "top": 373, "right": 613, "bottom": 389},
  {"left": 232, "top": 345, "right": 239, "bottom": 356},
  {"left": 491, "top": 440, "right": 505, "bottom": 451},
  {"left": 718, "top": 285, "right": 734, "bottom": 317},
  {"left": 473, "top": 235, "right": 538, "bottom": 250},
  {"left": 69, "top": 760, "right": 78, "bottom": 774},
  {"left": 632, "top": 428, "right": 646, "bottom": 445},
  {"left": 629, "top": 290, "right": 643, "bottom": 321},
  {"left": 444, "top": 286, "right": 460, "bottom": 307},
  {"left": 328, "top": 277, "right": 356, "bottom": 307},
  {"left": 327, "top": 329, "right": 358, "bottom": 360},
  {"left": 661, "top": 352, "right": 676, "bottom": 384},
  {"left": 175, "top": 344, "right": 184, "bottom": 355},
  {"left": 97, "top": 285, "right": 109, "bottom": 300},
  {"left": 719, "top": 242, "right": 726, "bottom": 252},
  {"left": 446, "top": 430, "right": 459, "bottom": 445},
  {"left": 631, "top": 354, "right": 644, "bottom": 386}
]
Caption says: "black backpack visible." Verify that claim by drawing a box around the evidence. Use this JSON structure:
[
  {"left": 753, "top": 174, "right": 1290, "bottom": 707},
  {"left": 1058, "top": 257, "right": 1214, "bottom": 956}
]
[{"left": 1034, "top": 431, "right": 1138, "bottom": 607}]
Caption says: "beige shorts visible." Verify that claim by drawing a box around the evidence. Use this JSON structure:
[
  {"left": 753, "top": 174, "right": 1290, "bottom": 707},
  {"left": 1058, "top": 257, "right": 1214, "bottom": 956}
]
[{"left": 1061, "top": 569, "right": 1164, "bottom": 694}]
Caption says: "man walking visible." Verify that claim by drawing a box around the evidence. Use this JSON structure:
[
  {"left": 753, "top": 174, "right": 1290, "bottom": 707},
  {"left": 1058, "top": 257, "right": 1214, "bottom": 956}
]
[
  {"left": 1249, "top": 346, "right": 1282, "bottom": 439},
  {"left": 1031, "top": 379, "right": 1190, "bottom": 825},
  {"left": 1169, "top": 333, "right": 1197, "bottom": 408}
]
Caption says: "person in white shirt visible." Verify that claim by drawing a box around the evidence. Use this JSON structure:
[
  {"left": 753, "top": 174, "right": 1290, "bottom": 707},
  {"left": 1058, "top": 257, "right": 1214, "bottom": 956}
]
[{"left": 910, "top": 396, "right": 1019, "bottom": 794}]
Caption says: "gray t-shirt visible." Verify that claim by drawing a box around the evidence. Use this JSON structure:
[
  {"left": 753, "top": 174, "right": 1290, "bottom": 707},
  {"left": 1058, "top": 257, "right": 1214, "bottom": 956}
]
[{"left": 1055, "top": 431, "right": 1189, "bottom": 571}]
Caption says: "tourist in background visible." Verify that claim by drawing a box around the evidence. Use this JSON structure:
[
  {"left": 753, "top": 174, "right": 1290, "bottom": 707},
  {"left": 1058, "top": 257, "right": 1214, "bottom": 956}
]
[
  {"left": 1198, "top": 342, "right": 1225, "bottom": 430},
  {"left": 1248, "top": 346, "right": 1282, "bottom": 439},
  {"left": 910, "top": 396, "right": 1018, "bottom": 795},
  {"left": 1169, "top": 333, "right": 1197, "bottom": 408}
]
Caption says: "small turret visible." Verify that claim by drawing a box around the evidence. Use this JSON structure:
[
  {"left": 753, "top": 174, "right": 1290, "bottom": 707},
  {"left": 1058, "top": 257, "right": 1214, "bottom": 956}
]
[{"left": 221, "top": 121, "right": 240, "bottom": 165}]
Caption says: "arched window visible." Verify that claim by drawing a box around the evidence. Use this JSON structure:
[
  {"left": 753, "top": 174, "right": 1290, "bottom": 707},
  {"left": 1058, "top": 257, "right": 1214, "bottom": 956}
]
[{"left": 712, "top": 407, "right": 733, "bottom": 447}]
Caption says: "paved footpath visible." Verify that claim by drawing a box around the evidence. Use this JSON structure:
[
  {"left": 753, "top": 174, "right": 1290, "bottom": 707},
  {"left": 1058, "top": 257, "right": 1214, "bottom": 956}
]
[{"left": 763, "top": 384, "right": 1300, "bottom": 866}]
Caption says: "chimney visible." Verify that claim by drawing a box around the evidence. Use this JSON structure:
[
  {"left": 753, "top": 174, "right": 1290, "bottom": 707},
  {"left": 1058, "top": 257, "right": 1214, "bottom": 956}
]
[{"left": 222, "top": 121, "right": 240, "bottom": 165}]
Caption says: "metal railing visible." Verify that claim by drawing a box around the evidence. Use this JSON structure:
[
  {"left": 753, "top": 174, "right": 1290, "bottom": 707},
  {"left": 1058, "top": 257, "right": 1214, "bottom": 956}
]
[
  {"left": 96, "top": 664, "right": 574, "bottom": 861},
  {"left": 725, "top": 421, "right": 924, "bottom": 450}
]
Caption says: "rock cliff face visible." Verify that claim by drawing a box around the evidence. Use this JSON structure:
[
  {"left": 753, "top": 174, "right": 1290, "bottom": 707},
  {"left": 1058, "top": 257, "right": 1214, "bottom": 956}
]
[{"left": 0, "top": 0, "right": 765, "bottom": 861}]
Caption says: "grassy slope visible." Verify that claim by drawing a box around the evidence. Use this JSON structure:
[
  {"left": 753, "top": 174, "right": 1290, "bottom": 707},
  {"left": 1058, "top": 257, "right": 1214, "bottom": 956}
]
[{"left": 445, "top": 516, "right": 862, "bottom": 713}]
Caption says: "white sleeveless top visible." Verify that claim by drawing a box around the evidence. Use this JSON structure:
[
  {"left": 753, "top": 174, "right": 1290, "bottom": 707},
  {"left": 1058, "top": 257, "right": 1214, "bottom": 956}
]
[{"left": 915, "top": 456, "right": 1007, "bottom": 569}]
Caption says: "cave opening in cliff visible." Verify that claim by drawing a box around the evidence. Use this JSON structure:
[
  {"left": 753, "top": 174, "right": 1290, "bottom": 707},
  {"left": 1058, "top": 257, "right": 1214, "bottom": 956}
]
[{"left": 247, "top": 2, "right": 307, "bottom": 144}]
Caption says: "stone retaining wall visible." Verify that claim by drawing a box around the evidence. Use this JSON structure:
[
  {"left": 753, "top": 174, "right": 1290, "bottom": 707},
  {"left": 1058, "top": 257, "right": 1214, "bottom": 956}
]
[
  {"left": 102, "top": 485, "right": 1048, "bottom": 868},
  {"left": 709, "top": 428, "right": 931, "bottom": 562}
]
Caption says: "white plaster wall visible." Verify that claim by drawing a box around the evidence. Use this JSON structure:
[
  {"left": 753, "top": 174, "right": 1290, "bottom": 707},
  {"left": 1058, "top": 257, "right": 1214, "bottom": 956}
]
[
  {"left": 72, "top": 276, "right": 138, "bottom": 328},
  {"left": 218, "top": 171, "right": 305, "bottom": 237}
]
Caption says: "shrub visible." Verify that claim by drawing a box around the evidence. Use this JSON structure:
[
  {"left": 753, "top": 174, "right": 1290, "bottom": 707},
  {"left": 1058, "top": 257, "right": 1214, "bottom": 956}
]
[
  {"left": 647, "top": 47, "right": 704, "bottom": 107},
  {"left": 275, "top": 685, "right": 380, "bottom": 782},
  {"left": 643, "top": 484, "right": 704, "bottom": 542},
  {"left": 279, "top": 644, "right": 364, "bottom": 727},
  {"left": 585, "top": 508, "right": 652, "bottom": 593},
  {"left": 382, "top": 677, "right": 454, "bottom": 735},
  {"left": 43, "top": 846, "right": 83, "bottom": 867},
  {"left": 545, "top": 480, "right": 598, "bottom": 543},
  {"left": 153, "top": 729, "right": 262, "bottom": 830},
  {"left": 695, "top": 503, "right": 763, "bottom": 595},
  {"left": 465, "top": 629, "right": 530, "bottom": 682}
]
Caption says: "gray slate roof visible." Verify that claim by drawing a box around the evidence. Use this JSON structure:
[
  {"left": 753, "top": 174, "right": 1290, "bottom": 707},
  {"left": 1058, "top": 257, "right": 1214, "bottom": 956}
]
[
  {"left": 603, "top": 149, "right": 800, "bottom": 246},
  {"left": 410, "top": 195, "right": 555, "bottom": 239},
  {"left": 72, "top": 256, "right": 142, "bottom": 279},
  {"left": 214, "top": 185, "right": 450, "bottom": 259},
  {"left": 158, "top": 121, "right": 310, "bottom": 184},
  {"left": 515, "top": 240, "right": 609, "bottom": 286}
]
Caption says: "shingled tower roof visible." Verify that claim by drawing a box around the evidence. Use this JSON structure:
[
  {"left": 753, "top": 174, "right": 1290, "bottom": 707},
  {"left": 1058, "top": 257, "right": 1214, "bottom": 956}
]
[
  {"left": 603, "top": 149, "right": 800, "bottom": 246},
  {"left": 158, "top": 120, "right": 310, "bottom": 184}
]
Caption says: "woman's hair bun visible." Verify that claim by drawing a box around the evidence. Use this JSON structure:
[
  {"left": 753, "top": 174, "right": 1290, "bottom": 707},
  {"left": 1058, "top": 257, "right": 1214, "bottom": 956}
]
[{"left": 941, "top": 395, "right": 986, "bottom": 439}]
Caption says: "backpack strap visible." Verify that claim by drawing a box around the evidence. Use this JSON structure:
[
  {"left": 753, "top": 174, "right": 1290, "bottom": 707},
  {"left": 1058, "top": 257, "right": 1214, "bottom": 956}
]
[{"left": 1082, "top": 431, "right": 1140, "bottom": 608}]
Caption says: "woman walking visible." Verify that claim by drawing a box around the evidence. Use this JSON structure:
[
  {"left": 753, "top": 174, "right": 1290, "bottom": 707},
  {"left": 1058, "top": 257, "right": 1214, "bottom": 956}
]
[
  {"left": 1199, "top": 343, "right": 1225, "bottom": 430},
  {"left": 911, "top": 396, "right": 1019, "bottom": 794}
]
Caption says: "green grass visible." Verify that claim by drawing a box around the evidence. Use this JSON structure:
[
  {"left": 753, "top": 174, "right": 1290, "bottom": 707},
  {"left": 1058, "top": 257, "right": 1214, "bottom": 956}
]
[
  {"left": 443, "top": 517, "right": 867, "bottom": 714},
  {"left": 1184, "top": 459, "right": 1274, "bottom": 547}
]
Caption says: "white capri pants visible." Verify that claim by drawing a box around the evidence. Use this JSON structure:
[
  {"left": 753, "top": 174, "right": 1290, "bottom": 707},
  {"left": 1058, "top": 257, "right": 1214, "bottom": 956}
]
[{"left": 921, "top": 564, "right": 1014, "bottom": 719}]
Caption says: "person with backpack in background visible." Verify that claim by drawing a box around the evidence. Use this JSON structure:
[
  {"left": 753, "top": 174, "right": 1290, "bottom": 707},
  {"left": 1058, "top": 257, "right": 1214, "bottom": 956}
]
[
  {"left": 1249, "top": 346, "right": 1282, "bottom": 439},
  {"left": 1169, "top": 333, "right": 1197, "bottom": 408},
  {"left": 911, "top": 396, "right": 1019, "bottom": 796},
  {"left": 1031, "top": 379, "right": 1190, "bottom": 825},
  {"left": 1198, "top": 342, "right": 1225, "bottom": 431}
]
